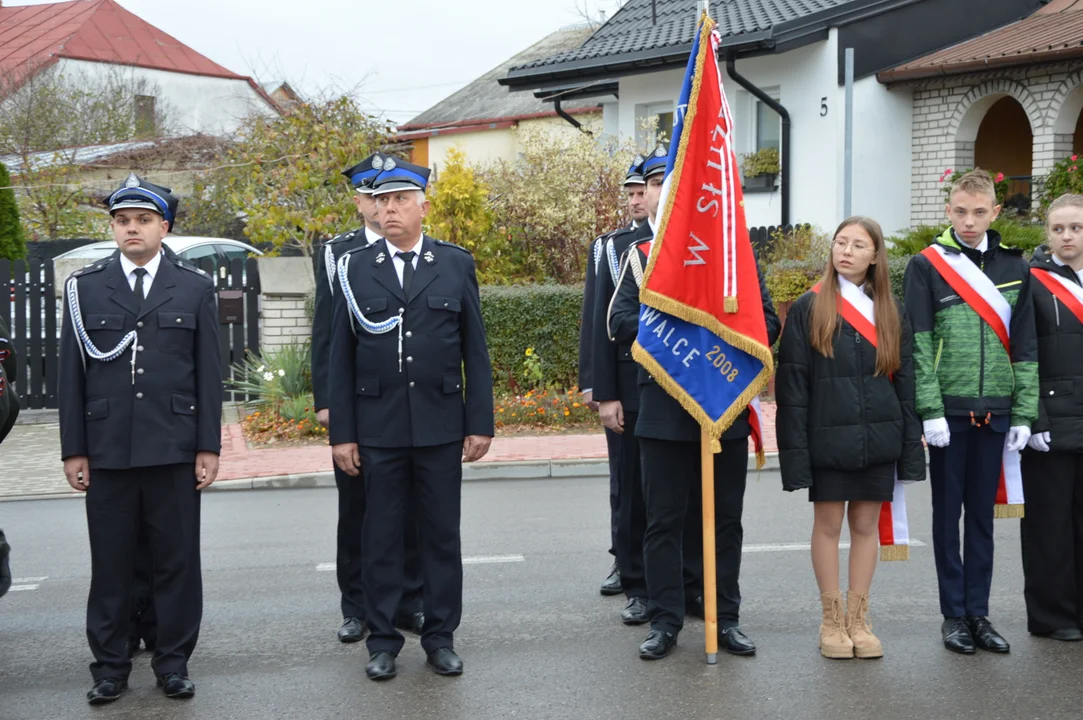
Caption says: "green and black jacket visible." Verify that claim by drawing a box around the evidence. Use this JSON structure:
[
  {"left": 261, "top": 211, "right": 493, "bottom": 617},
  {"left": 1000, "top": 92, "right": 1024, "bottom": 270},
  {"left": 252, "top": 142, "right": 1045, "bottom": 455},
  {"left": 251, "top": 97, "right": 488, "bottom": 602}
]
[{"left": 902, "top": 227, "right": 1038, "bottom": 426}]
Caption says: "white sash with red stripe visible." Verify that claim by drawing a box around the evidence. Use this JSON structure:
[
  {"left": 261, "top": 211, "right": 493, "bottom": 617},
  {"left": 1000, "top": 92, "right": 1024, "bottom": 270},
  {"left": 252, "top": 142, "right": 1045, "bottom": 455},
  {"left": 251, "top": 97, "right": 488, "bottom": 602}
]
[
  {"left": 1031, "top": 267, "right": 1083, "bottom": 325},
  {"left": 920, "top": 244, "right": 1024, "bottom": 518},
  {"left": 812, "top": 280, "right": 911, "bottom": 560}
]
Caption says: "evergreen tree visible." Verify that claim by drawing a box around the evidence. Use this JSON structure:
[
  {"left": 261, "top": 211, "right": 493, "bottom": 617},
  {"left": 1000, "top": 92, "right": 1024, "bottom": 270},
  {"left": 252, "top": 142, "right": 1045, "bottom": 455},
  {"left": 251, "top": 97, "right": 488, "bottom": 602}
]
[{"left": 0, "top": 162, "right": 27, "bottom": 261}]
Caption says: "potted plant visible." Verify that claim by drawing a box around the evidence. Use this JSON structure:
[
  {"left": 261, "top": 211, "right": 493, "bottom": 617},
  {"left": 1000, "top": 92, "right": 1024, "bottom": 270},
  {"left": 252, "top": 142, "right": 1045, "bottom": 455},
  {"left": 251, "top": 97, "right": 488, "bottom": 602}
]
[{"left": 742, "top": 147, "right": 780, "bottom": 190}]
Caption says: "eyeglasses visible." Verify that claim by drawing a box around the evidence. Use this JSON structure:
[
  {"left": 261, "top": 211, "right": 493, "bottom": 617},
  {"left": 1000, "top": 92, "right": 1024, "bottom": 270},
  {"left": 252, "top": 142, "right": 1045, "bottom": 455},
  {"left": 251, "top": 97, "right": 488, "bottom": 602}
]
[{"left": 832, "top": 239, "right": 873, "bottom": 253}]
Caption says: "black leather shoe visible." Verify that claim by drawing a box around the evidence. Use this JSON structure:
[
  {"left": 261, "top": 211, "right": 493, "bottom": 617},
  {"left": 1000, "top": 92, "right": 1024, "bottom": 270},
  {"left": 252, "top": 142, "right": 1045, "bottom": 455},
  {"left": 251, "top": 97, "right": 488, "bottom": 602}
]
[
  {"left": 87, "top": 678, "right": 127, "bottom": 705},
  {"left": 966, "top": 616, "right": 1010, "bottom": 653},
  {"left": 156, "top": 673, "right": 195, "bottom": 699},
  {"left": 395, "top": 611, "right": 425, "bottom": 635},
  {"left": 600, "top": 562, "right": 622, "bottom": 596},
  {"left": 1044, "top": 628, "right": 1083, "bottom": 642},
  {"left": 721, "top": 627, "right": 756, "bottom": 656},
  {"left": 941, "top": 617, "right": 975, "bottom": 654},
  {"left": 621, "top": 597, "right": 649, "bottom": 625},
  {"left": 366, "top": 651, "right": 397, "bottom": 681},
  {"left": 638, "top": 629, "right": 677, "bottom": 660},
  {"left": 338, "top": 617, "right": 366, "bottom": 643},
  {"left": 426, "top": 647, "right": 464, "bottom": 676},
  {"left": 685, "top": 595, "right": 705, "bottom": 620}
]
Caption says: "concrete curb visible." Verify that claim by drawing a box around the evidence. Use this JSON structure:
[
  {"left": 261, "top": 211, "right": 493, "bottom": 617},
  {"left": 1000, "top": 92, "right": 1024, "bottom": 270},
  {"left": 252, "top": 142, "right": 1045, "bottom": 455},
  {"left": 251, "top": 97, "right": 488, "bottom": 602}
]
[{"left": 0, "top": 453, "right": 785, "bottom": 502}]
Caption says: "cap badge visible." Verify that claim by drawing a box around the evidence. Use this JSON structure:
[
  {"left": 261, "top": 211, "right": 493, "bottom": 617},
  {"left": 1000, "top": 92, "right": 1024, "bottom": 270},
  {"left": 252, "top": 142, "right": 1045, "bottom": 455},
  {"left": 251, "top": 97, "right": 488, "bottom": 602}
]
[
  {"left": 371, "top": 155, "right": 384, "bottom": 170},
  {"left": 124, "top": 173, "right": 140, "bottom": 188},
  {"left": 383, "top": 157, "right": 397, "bottom": 171},
  {"left": 634, "top": 155, "right": 644, "bottom": 164},
  {"left": 654, "top": 146, "right": 666, "bottom": 157}
]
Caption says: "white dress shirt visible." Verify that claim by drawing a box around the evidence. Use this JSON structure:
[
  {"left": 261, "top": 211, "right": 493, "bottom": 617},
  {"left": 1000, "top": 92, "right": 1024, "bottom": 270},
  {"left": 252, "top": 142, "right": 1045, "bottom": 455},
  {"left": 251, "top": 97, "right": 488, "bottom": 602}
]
[
  {"left": 119, "top": 251, "right": 162, "bottom": 298},
  {"left": 1051, "top": 252, "right": 1083, "bottom": 285},
  {"left": 385, "top": 236, "right": 424, "bottom": 289},
  {"left": 837, "top": 275, "right": 867, "bottom": 295},
  {"left": 364, "top": 226, "right": 382, "bottom": 245}
]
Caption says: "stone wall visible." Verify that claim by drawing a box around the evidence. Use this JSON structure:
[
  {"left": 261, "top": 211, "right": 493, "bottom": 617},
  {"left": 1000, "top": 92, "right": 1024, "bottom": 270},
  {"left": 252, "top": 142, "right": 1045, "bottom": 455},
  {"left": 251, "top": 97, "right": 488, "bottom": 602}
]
[
  {"left": 257, "top": 256, "right": 314, "bottom": 354},
  {"left": 902, "top": 62, "right": 1083, "bottom": 227}
]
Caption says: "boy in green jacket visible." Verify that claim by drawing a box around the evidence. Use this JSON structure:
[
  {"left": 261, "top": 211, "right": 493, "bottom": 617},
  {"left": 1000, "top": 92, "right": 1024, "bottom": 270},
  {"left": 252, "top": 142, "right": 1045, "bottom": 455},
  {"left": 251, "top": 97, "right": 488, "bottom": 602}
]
[{"left": 903, "top": 169, "right": 1038, "bottom": 655}]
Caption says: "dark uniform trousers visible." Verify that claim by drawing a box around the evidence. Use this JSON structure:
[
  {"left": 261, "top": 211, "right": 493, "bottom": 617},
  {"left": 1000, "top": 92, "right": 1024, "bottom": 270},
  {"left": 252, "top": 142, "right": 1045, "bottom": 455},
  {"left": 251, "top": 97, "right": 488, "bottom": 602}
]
[
  {"left": 313, "top": 233, "right": 423, "bottom": 621},
  {"left": 361, "top": 442, "right": 463, "bottom": 654},
  {"left": 58, "top": 252, "right": 221, "bottom": 682},
  {"left": 129, "top": 535, "right": 157, "bottom": 650},
  {"left": 327, "top": 235, "right": 494, "bottom": 657},
  {"left": 87, "top": 465, "right": 201, "bottom": 680},
  {"left": 928, "top": 416, "right": 1008, "bottom": 618},
  {"left": 1021, "top": 450, "right": 1083, "bottom": 633},
  {"left": 606, "top": 428, "right": 621, "bottom": 557},
  {"left": 640, "top": 437, "right": 747, "bottom": 635},
  {"left": 615, "top": 413, "right": 647, "bottom": 598}
]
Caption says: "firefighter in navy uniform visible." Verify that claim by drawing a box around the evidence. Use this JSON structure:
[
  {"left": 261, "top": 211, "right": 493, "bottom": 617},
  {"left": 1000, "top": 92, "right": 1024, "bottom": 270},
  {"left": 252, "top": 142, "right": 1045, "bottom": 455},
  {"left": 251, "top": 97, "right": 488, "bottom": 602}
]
[
  {"left": 311, "top": 153, "right": 424, "bottom": 643},
  {"left": 579, "top": 154, "right": 648, "bottom": 596},
  {"left": 328, "top": 158, "right": 494, "bottom": 681},
  {"left": 607, "top": 169, "right": 780, "bottom": 661},
  {"left": 58, "top": 174, "right": 222, "bottom": 704}
]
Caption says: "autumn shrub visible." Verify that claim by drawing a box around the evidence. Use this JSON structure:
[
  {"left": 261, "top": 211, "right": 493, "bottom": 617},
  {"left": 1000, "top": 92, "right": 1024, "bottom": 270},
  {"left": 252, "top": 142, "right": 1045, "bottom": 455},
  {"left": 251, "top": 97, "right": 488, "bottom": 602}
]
[{"left": 494, "top": 387, "right": 597, "bottom": 430}]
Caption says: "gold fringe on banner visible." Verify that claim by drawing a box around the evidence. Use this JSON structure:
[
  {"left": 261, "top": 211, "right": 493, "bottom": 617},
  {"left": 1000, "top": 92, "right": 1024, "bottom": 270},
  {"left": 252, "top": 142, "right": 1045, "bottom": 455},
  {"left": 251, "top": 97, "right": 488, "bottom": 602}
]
[
  {"left": 879, "top": 545, "right": 910, "bottom": 562},
  {"left": 994, "top": 504, "right": 1025, "bottom": 519},
  {"left": 754, "top": 448, "right": 765, "bottom": 470},
  {"left": 724, "top": 297, "right": 738, "bottom": 314}
]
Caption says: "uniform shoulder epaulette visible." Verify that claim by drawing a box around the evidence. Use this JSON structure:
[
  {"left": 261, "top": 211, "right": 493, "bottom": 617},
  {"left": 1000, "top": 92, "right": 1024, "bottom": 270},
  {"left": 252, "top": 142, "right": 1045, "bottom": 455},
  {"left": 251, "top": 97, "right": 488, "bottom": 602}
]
[
  {"left": 630, "top": 237, "right": 652, "bottom": 250},
  {"left": 434, "top": 239, "right": 472, "bottom": 255},
  {"left": 328, "top": 228, "right": 362, "bottom": 245},
  {"left": 171, "top": 255, "right": 212, "bottom": 281},
  {"left": 70, "top": 255, "right": 114, "bottom": 279}
]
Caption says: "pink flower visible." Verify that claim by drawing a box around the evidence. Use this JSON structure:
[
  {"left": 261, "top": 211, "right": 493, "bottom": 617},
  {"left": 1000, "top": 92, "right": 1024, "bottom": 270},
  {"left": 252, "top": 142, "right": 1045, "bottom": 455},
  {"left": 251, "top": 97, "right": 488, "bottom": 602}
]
[
  {"left": 1070, "top": 166, "right": 1078, "bottom": 173},
  {"left": 1073, "top": 155, "right": 1078, "bottom": 162},
  {"left": 995, "top": 172, "right": 1005, "bottom": 183},
  {"left": 939, "top": 168, "right": 953, "bottom": 183}
]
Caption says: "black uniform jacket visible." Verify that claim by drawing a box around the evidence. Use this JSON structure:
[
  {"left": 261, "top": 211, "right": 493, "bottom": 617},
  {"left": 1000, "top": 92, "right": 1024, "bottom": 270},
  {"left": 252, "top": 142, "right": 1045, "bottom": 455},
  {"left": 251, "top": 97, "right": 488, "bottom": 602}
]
[
  {"left": 327, "top": 235, "right": 494, "bottom": 448},
  {"left": 608, "top": 240, "right": 780, "bottom": 441},
  {"left": 775, "top": 291, "right": 926, "bottom": 491},
  {"left": 312, "top": 227, "right": 371, "bottom": 411},
  {"left": 59, "top": 251, "right": 222, "bottom": 469},
  {"left": 1029, "top": 246, "right": 1083, "bottom": 454},
  {"left": 592, "top": 222, "right": 653, "bottom": 411},
  {"left": 0, "top": 314, "right": 19, "bottom": 445},
  {"left": 577, "top": 228, "right": 620, "bottom": 393}
]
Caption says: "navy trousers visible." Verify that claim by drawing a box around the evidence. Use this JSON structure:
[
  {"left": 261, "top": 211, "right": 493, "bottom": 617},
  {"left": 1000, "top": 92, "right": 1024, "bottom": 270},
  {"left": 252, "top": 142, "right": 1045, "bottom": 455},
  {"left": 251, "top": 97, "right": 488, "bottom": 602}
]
[
  {"left": 606, "top": 427, "right": 620, "bottom": 556},
  {"left": 615, "top": 413, "right": 647, "bottom": 599},
  {"left": 928, "top": 416, "right": 1007, "bottom": 618}
]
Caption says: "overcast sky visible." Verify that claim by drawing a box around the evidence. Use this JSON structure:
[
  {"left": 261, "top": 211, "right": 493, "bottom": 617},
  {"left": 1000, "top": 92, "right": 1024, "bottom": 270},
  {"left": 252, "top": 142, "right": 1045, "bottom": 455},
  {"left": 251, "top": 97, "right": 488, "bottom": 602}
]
[{"left": 10, "top": 0, "right": 625, "bottom": 123}]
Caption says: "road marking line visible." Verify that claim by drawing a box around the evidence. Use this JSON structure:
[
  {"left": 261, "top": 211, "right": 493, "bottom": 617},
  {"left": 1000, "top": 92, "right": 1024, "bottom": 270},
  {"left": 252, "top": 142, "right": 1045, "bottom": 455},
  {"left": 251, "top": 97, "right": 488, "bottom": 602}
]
[
  {"left": 9, "top": 584, "right": 40, "bottom": 592},
  {"left": 463, "top": 554, "right": 525, "bottom": 565},
  {"left": 12, "top": 577, "right": 48, "bottom": 583},
  {"left": 316, "top": 554, "right": 526, "bottom": 572},
  {"left": 743, "top": 540, "right": 926, "bottom": 553}
]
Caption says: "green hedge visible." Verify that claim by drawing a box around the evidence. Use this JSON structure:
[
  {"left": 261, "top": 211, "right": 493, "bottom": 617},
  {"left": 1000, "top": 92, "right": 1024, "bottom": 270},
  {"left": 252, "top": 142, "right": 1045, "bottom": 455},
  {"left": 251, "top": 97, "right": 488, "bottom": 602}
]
[{"left": 481, "top": 284, "right": 582, "bottom": 393}]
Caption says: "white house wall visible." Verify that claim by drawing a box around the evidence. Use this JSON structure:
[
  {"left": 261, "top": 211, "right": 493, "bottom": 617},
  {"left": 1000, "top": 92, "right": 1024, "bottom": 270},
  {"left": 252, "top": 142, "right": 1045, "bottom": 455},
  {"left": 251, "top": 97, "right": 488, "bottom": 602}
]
[
  {"left": 611, "top": 30, "right": 912, "bottom": 236},
  {"left": 426, "top": 114, "right": 600, "bottom": 170},
  {"left": 55, "top": 58, "right": 275, "bottom": 136}
]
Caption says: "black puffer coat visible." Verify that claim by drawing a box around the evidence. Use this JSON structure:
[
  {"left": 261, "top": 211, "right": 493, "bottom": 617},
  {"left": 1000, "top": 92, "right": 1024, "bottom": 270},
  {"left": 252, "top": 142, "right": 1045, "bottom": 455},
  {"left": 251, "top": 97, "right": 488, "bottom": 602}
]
[
  {"left": 1029, "top": 246, "right": 1083, "bottom": 453},
  {"left": 776, "top": 290, "right": 925, "bottom": 491}
]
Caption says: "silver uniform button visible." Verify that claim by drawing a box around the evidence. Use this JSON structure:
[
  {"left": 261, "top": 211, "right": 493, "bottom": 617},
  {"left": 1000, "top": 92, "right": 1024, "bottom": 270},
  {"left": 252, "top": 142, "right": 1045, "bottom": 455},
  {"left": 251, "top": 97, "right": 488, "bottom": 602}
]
[
  {"left": 176, "top": 317, "right": 183, "bottom": 324},
  {"left": 1050, "top": 390, "right": 1055, "bottom": 395},
  {"left": 100, "top": 320, "right": 106, "bottom": 325},
  {"left": 137, "top": 345, "right": 144, "bottom": 352},
  {"left": 409, "top": 381, "right": 415, "bottom": 388},
  {"left": 135, "top": 392, "right": 144, "bottom": 399},
  {"left": 136, "top": 368, "right": 144, "bottom": 375},
  {"left": 405, "top": 331, "right": 412, "bottom": 338},
  {"left": 406, "top": 356, "right": 413, "bottom": 363},
  {"left": 137, "top": 321, "right": 144, "bottom": 328},
  {"left": 398, "top": 307, "right": 404, "bottom": 313},
  {"left": 190, "top": 405, "right": 195, "bottom": 411}
]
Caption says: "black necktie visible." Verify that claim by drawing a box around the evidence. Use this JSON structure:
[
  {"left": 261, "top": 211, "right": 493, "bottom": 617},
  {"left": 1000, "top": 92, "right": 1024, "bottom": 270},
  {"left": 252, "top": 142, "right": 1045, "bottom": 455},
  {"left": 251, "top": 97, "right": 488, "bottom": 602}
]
[
  {"left": 397, "top": 251, "right": 416, "bottom": 297},
  {"left": 132, "top": 268, "right": 148, "bottom": 312}
]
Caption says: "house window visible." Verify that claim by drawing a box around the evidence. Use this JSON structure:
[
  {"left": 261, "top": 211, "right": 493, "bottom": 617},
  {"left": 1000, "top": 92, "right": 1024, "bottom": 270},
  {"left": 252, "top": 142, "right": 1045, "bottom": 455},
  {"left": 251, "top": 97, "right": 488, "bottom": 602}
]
[
  {"left": 135, "top": 95, "right": 156, "bottom": 137},
  {"left": 636, "top": 101, "right": 675, "bottom": 150},
  {"left": 754, "top": 88, "right": 781, "bottom": 153}
]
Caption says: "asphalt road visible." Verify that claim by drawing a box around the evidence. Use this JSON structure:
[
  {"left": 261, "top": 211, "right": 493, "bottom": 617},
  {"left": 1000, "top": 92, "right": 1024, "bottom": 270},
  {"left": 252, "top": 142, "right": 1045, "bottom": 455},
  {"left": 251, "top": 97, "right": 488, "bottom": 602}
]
[{"left": 0, "top": 473, "right": 1080, "bottom": 720}]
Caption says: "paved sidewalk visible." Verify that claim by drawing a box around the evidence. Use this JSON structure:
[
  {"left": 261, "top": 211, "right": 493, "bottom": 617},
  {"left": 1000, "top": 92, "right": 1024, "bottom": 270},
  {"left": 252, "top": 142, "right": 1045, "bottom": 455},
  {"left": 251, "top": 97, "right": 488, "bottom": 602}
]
[{"left": 0, "top": 403, "right": 778, "bottom": 499}]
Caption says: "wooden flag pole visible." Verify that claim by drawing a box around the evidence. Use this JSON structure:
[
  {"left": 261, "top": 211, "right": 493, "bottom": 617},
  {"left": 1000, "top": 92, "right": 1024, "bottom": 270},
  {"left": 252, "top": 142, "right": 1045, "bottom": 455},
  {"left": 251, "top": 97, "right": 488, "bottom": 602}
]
[{"left": 700, "top": 430, "right": 719, "bottom": 665}]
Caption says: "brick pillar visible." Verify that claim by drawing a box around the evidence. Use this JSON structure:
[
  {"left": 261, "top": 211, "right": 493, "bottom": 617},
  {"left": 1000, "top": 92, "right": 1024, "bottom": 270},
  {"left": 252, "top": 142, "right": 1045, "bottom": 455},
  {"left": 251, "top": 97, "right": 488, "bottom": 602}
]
[{"left": 256, "top": 256, "right": 315, "bottom": 355}]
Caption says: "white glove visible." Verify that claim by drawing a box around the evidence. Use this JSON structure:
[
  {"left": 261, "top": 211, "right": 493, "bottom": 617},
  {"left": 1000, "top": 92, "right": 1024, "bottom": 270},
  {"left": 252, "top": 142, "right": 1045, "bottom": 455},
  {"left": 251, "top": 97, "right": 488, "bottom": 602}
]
[
  {"left": 1026, "top": 430, "right": 1050, "bottom": 453},
  {"left": 1006, "top": 426, "right": 1032, "bottom": 453},
  {"left": 923, "top": 417, "right": 950, "bottom": 448}
]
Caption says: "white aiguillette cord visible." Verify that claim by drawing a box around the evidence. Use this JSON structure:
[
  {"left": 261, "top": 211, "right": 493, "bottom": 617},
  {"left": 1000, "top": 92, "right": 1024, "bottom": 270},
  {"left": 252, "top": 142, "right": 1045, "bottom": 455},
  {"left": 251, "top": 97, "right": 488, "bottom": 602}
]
[
  {"left": 66, "top": 275, "right": 139, "bottom": 383},
  {"left": 336, "top": 252, "right": 405, "bottom": 371}
]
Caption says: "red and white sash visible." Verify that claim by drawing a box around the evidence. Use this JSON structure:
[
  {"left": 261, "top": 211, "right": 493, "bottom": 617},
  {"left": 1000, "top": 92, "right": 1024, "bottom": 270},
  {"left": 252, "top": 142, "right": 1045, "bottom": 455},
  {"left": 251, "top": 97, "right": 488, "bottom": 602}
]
[
  {"left": 1031, "top": 267, "right": 1083, "bottom": 325},
  {"left": 921, "top": 245, "right": 1024, "bottom": 518},
  {"left": 811, "top": 281, "right": 910, "bottom": 560}
]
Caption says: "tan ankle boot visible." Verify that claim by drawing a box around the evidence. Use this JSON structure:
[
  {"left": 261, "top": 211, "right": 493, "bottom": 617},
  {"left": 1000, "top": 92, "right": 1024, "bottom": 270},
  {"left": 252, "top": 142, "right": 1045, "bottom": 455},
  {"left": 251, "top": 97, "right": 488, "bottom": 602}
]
[
  {"left": 846, "top": 591, "right": 883, "bottom": 659},
  {"left": 819, "top": 591, "right": 854, "bottom": 659}
]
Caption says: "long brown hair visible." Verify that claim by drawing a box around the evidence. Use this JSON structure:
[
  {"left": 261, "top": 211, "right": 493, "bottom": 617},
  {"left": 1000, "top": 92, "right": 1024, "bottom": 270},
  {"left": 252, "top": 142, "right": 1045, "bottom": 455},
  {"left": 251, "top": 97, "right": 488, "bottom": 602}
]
[{"left": 808, "top": 217, "right": 901, "bottom": 376}]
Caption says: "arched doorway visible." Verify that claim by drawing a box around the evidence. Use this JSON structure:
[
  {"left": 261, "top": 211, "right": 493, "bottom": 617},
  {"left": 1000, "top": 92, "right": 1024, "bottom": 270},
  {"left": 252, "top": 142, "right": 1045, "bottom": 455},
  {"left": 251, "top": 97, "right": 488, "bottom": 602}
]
[{"left": 974, "top": 97, "right": 1033, "bottom": 214}]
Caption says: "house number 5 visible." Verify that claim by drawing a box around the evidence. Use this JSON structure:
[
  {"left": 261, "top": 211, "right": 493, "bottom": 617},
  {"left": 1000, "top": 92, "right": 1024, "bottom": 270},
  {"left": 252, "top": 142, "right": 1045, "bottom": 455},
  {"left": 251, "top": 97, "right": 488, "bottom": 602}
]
[{"left": 820, "top": 97, "right": 828, "bottom": 116}]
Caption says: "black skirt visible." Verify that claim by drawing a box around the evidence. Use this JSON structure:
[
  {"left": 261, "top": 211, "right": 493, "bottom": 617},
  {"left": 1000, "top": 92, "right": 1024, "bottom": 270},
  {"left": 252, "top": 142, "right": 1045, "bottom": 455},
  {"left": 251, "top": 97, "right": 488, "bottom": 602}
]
[{"left": 809, "top": 462, "right": 895, "bottom": 503}]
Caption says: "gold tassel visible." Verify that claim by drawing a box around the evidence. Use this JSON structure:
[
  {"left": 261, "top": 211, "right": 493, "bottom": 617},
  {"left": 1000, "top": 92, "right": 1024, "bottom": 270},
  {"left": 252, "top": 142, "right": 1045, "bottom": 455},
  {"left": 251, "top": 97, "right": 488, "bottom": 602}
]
[
  {"left": 710, "top": 438, "right": 722, "bottom": 454},
  {"left": 993, "top": 503, "right": 1025, "bottom": 519},
  {"left": 879, "top": 544, "right": 910, "bottom": 562},
  {"left": 724, "top": 296, "right": 738, "bottom": 314},
  {"left": 755, "top": 448, "right": 765, "bottom": 470}
]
